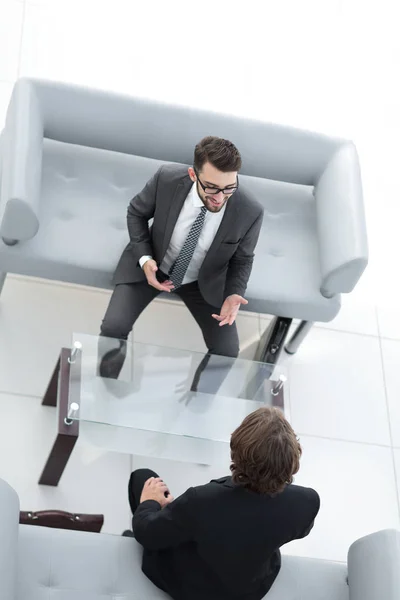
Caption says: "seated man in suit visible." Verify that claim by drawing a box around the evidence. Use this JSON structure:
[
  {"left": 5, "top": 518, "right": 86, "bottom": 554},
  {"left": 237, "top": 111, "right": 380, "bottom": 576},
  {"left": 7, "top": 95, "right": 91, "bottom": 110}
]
[
  {"left": 99, "top": 136, "right": 263, "bottom": 378},
  {"left": 125, "top": 406, "right": 320, "bottom": 600}
]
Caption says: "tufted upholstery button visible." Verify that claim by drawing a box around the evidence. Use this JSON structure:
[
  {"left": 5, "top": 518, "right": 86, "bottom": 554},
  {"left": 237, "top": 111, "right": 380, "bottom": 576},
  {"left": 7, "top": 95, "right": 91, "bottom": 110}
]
[
  {"left": 58, "top": 210, "right": 74, "bottom": 221},
  {"left": 41, "top": 576, "right": 58, "bottom": 588},
  {"left": 112, "top": 219, "right": 126, "bottom": 230},
  {"left": 110, "top": 181, "right": 131, "bottom": 193},
  {"left": 269, "top": 248, "right": 284, "bottom": 257},
  {"left": 57, "top": 172, "right": 78, "bottom": 182}
]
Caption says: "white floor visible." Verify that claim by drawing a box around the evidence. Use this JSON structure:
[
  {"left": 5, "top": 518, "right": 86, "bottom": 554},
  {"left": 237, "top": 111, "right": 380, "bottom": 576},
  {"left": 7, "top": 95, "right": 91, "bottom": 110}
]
[
  {"left": 1, "top": 0, "right": 400, "bottom": 568},
  {"left": 0, "top": 274, "right": 399, "bottom": 564}
]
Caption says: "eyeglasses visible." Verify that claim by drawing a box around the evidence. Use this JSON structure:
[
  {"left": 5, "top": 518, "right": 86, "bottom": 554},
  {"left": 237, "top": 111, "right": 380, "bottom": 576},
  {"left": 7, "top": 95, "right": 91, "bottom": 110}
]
[{"left": 194, "top": 169, "right": 239, "bottom": 196}]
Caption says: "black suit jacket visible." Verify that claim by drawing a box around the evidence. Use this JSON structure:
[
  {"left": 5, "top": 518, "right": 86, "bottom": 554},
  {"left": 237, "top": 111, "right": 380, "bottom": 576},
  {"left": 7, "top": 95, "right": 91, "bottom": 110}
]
[
  {"left": 113, "top": 164, "right": 264, "bottom": 307},
  {"left": 133, "top": 476, "right": 320, "bottom": 600}
]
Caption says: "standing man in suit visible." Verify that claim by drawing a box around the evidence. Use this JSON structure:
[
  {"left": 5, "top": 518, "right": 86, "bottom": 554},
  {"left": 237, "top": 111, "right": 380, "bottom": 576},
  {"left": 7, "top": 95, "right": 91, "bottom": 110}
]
[
  {"left": 125, "top": 406, "right": 320, "bottom": 600},
  {"left": 99, "top": 136, "right": 263, "bottom": 377}
]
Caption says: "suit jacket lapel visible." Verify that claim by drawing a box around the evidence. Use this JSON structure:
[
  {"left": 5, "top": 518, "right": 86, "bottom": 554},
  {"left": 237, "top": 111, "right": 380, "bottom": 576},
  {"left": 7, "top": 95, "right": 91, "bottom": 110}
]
[{"left": 161, "top": 175, "right": 192, "bottom": 260}]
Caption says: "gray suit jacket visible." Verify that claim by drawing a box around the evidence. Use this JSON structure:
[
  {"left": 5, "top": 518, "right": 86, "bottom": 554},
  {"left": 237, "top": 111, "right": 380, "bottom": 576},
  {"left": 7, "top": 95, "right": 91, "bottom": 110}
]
[{"left": 113, "top": 164, "right": 263, "bottom": 308}]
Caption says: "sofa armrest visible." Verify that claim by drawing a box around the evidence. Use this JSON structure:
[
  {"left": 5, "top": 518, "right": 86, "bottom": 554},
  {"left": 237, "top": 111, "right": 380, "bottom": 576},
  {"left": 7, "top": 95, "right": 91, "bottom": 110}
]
[
  {"left": 314, "top": 142, "right": 368, "bottom": 297},
  {"left": 348, "top": 529, "right": 400, "bottom": 600},
  {"left": 0, "top": 78, "right": 43, "bottom": 241},
  {"left": 0, "top": 479, "right": 20, "bottom": 600}
]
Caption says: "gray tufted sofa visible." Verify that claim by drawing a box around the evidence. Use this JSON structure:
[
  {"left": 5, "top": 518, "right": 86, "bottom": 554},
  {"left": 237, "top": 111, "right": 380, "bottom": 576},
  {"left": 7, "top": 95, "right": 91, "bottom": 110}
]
[
  {"left": 0, "top": 78, "right": 368, "bottom": 355},
  {"left": 1, "top": 477, "right": 399, "bottom": 600}
]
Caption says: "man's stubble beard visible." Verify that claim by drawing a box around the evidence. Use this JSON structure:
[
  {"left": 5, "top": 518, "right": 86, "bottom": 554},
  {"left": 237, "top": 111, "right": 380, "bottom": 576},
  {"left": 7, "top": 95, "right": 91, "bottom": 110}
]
[{"left": 196, "top": 182, "right": 229, "bottom": 213}]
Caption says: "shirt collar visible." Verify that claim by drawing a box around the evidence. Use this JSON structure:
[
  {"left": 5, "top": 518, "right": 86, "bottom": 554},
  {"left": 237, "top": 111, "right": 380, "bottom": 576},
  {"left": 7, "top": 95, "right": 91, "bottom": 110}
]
[{"left": 190, "top": 182, "right": 205, "bottom": 208}]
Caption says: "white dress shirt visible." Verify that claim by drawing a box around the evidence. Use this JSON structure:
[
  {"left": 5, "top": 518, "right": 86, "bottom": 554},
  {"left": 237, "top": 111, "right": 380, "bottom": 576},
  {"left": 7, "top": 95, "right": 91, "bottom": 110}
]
[{"left": 139, "top": 183, "right": 226, "bottom": 285}]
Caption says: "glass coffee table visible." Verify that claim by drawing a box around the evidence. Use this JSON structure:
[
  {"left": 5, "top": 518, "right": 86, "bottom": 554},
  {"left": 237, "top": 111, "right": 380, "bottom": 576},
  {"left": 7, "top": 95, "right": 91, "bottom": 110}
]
[{"left": 39, "top": 333, "right": 289, "bottom": 486}]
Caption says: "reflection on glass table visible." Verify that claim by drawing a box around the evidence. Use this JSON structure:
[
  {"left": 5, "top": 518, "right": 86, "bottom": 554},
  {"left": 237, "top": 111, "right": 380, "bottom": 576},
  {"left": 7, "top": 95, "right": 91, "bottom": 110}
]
[{"left": 39, "top": 333, "right": 289, "bottom": 486}]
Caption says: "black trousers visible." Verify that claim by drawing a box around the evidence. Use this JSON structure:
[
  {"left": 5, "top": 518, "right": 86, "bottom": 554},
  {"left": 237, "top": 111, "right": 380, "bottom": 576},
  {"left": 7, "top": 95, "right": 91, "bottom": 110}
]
[
  {"left": 128, "top": 468, "right": 160, "bottom": 515},
  {"left": 100, "top": 279, "right": 240, "bottom": 358}
]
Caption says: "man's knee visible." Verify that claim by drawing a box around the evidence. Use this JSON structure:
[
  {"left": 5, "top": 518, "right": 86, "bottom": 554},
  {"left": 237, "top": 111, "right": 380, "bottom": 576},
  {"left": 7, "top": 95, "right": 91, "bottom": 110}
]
[
  {"left": 213, "top": 345, "right": 240, "bottom": 359},
  {"left": 100, "top": 316, "right": 130, "bottom": 340},
  {"left": 130, "top": 468, "right": 157, "bottom": 479},
  {"left": 208, "top": 335, "right": 240, "bottom": 359},
  {"left": 130, "top": 469, "right": 159, "bottom": 488}
]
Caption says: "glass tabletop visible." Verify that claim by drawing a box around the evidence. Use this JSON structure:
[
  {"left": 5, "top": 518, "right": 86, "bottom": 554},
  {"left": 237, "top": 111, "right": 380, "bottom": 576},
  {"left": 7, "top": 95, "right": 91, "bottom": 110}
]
[{"left": 67, "top": 333, "right": 289, "bottom": 465}]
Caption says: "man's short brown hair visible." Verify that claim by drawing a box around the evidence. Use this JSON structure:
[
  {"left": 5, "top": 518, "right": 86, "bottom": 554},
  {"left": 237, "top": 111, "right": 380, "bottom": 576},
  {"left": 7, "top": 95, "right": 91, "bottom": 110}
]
[
  {"left": 230, "top": 407, "right": 302, "bottom": 495},
  {"left": 194, "top": 136, "right": 242, "bottom": 173}
]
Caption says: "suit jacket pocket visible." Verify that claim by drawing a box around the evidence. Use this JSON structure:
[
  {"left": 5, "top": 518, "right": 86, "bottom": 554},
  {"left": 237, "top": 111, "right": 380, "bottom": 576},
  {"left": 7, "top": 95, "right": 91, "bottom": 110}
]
[
  {"left": 213, "top": 241, "right": 240, "bottom": 266},
  {"left": 220, "top": 240, "right": 240, "bottom": 247}
]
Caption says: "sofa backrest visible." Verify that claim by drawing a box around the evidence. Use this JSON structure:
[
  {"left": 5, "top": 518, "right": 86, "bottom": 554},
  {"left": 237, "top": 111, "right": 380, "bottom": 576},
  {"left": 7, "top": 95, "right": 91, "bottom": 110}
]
[{"left": 26, "top": 78, "right": 344, "bottom": 186}]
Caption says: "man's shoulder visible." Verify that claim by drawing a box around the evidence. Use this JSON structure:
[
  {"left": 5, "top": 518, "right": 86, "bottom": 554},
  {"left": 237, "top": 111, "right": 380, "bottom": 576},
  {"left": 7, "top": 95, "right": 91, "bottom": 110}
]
[
  {"left": 158, "top": 162, "right": 189, "bottom": 184},
  {"left": 237, "top": 186, "right": 264, "bottom": 219},
  {"left": 190, "top": 480, "right": 320, "bottom": 515},
  {"left": 188, "top": 476, "right": 233, "bottom": 499},
  {"left": 283, "top": 484, "right": 320, "bottom": 511}
]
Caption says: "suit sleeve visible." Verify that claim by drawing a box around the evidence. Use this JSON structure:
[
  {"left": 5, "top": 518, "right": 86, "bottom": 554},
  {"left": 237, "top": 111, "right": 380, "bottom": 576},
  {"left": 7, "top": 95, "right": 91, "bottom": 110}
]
[
  {"left": 126, "top": 167, "right": 162, "bottom": 260},
  {"left": 224, "top": 210, "right": 263, "bottom": 299},
  {"left": 132, "top": 488, "right": 196, "bottom": 551},
  {"left": 296, "top": 489, "right": 320, "bottom": 540}
]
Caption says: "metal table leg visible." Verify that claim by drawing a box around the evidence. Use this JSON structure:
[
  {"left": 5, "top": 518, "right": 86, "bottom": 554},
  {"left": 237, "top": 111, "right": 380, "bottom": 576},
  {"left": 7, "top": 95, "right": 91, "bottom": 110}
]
[
  {"left": 39, "top": 348, "right": 80, "bottom": 486},
  {"left": 284, "top": 320, "right": 314, "bottom": 355}
]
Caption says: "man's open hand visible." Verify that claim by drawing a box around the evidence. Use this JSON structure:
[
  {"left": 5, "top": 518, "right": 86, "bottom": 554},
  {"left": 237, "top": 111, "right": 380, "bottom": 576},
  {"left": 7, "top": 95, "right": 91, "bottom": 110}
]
[
  {"left": 140, "top": 477, "right": 174, "bottom": 508},
  {"left": 143, "top": 259, "right": 174, "bottom": 293},
  {"left": 212, "top": 294, "right": 248, "bottom": 326}
]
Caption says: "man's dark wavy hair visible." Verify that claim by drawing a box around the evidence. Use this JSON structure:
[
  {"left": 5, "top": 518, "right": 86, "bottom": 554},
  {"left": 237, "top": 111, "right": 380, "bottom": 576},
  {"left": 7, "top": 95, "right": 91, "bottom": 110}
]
[
  {"left": 194, "top": 136, "right": 242, "bottom": 173},
  {"left": 230, "top": 407, "right": 302, "bottom": 495}
]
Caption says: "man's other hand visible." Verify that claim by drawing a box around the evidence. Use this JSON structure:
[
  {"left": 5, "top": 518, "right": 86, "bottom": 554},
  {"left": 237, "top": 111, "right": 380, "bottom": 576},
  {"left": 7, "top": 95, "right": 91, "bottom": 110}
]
[
  {"left": 212, "top": 294, "right": 248, "bottom": 326},
  {"left": 140, "top": 477, "right": 174, "bottom": 508}
]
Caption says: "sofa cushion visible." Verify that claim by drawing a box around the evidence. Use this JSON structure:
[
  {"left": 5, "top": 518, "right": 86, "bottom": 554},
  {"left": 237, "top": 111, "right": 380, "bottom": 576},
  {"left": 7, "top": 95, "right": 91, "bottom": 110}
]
[
  {"left": 239, "top": 174, "right": 340, "bottom": 320},
  {"left": 17, "top": 525, "right": 348, "bottom": 600},
  {"left": 268, "top": 554, "right": 348, "bottom": 600},
  {"left": 17, "top": 525, "right": 169, "bottom": 600}
]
